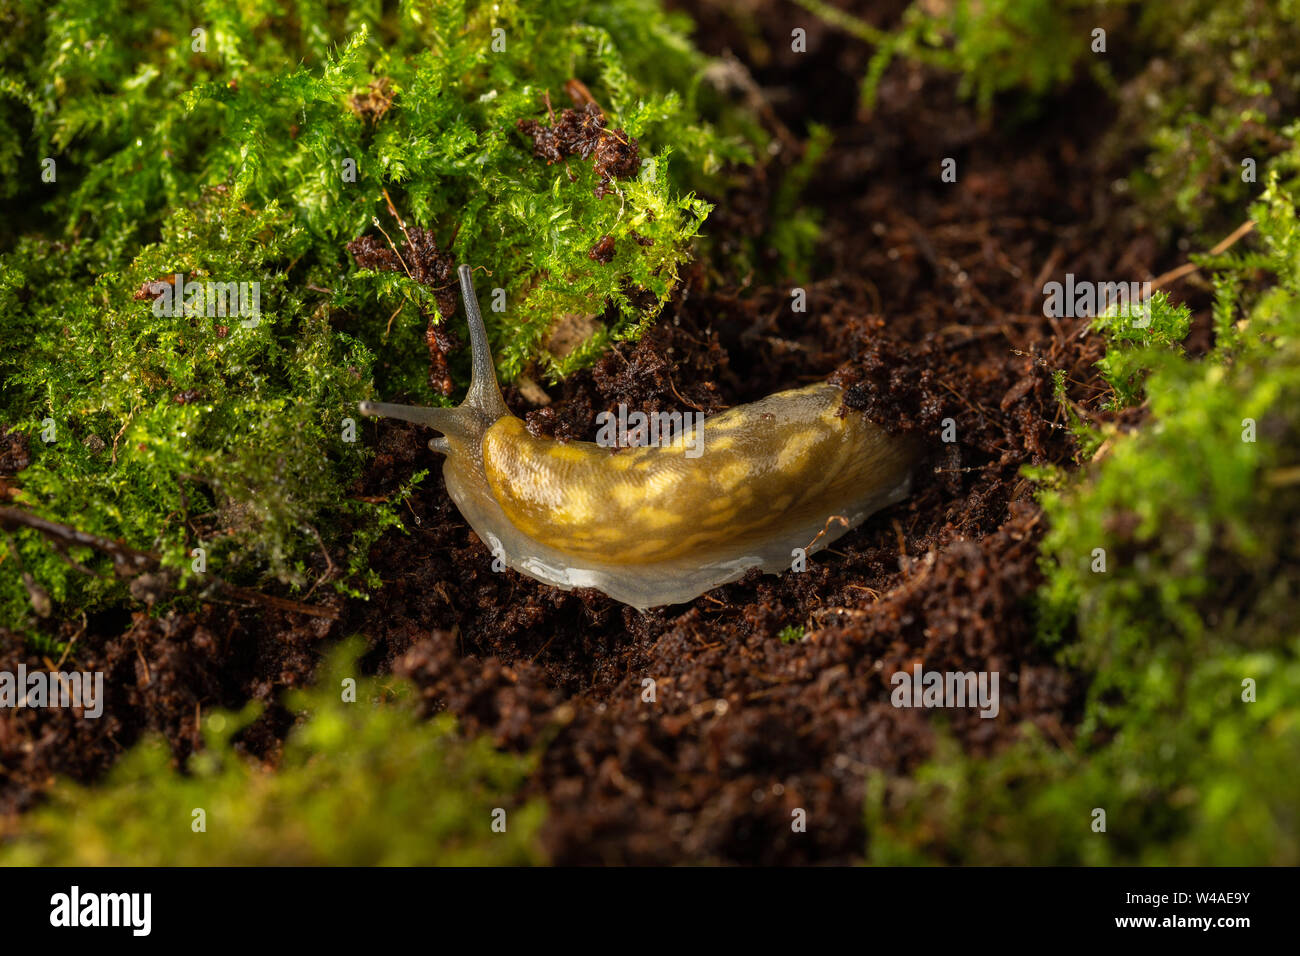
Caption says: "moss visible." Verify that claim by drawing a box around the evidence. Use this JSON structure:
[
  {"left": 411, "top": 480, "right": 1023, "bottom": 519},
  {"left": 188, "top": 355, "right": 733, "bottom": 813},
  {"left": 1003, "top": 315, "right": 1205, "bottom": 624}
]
[
  {"left": 777, "top": 625, "right": 804, "bottom": 644},
  {"left": 1, "top": 190, "right": 401, "bottom": 629},
  {"left": 4, "top": 0, "right": 748, "bottom": 384},
  {"left": 0, "top": 0, "right": 758, "bottom": 634},
  {"left": 796, "top": 0, "right": 1300, "bottom": 238},
  {"left": 1088, "top": 290, "right": 1194, "bottom": 409},
  {"left": 835, "top": 0, "right": 1300, "bottom": 868},
  {"left": 1114, "top": 0, "right": 1300, "bottom": 238},
  {"left": 866, "top": 179, "right": 1300, "bottom": 865},
  {"left": 766, "top": 121, "right": 832, "bottom": 282},
  {"left": 793, "top": 0, "right": 1105, "bottom": 116},
  {"left": 0, "top": 640, "right": 545, "bottom": 865}
]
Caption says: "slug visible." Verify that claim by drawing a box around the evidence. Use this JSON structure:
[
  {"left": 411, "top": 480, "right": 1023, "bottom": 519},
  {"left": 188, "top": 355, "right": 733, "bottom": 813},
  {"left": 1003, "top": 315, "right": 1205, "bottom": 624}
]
[{"left": 359, "top": 265, "right": 919, "bottom": 609}]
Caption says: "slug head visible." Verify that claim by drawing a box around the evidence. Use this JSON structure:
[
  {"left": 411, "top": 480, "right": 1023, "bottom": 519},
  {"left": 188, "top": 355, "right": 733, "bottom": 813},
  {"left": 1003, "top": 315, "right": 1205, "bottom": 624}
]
[{"left": 357, "top": 264, "right": 511, "bottom": 456}]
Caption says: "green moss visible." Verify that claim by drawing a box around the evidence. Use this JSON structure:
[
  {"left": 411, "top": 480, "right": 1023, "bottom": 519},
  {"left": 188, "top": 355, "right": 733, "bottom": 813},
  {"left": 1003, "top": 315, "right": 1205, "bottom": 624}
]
[
  {"left": 0, "top": 0, "right": 758, "bottom": 633},
  {"left": 1116, "top": 0, "right": 1300, "bottom": 238},
  {"left": 1089, "top": 290, "right": 1193, "bottom": 409},
  {"left": 1, "top": 189, "right": 401, "bottom": 628},
  {"left": 766, "top": 122, "right": 832, "bottom": 282},
  {"left": 866, "top": 179, "right": 1300, "bottom": 865},
  {"left": 840, "top": 0, "right": 1300, "bottom": 867},
  {"left": 793, "top": 0, "right": 1104, "bottom": 116},
  {"left": 4, "top": 0, "right": 749, "bottom": 384},
  {"left": 0, "top": 640, "right": 545, "bottom": 865},
  {"left": 796, "top": 0, "right": 1300, "bottom": 240},
  {"left": 777, "top": 625, "right": 804, "bottom": 644}
]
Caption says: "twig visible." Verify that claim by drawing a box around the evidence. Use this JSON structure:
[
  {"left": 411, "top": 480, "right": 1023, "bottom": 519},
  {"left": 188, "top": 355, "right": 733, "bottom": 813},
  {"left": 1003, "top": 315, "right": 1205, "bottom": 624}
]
[
  {"left": 371, "top": 216, "right": 413, "bottom": 282},
  {"left": 382, "top": 187, "right": 417, "bottom": 253},
  {"left": 0, "top": 505, "right": 338, "bottom": 620},
  {"left": 219, "top": 584, "right": 339, "bottom": 620},
  {"left": 804, "top": 514, "right": 850, "bottom": 553},
  {"left": 0, "top": 506, "right": 151, "bottom": 574},
  {"left": 1150, "top": 220, "right": 1256, "bottom": 291},
  {"left": 55, "top": 612, "right": 87, "bottom": 669},
  {"left": 110, "top": 405, "right": 138, "bottom": 465}
]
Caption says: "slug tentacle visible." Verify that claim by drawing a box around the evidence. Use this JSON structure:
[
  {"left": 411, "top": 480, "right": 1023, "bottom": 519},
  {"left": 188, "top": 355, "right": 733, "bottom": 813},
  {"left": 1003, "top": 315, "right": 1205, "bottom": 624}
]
[
  {"left": 354, "top": 400, "right": 460, "bottom": 433},
  {"left": 360, "top": 262, "right": 920, "bottom": 610},
  {"left": 358, "top": 264, "right": 509, "bottom": 451},
  {"left": 457, "top": 264, "right": 511, "bottom": 422}
]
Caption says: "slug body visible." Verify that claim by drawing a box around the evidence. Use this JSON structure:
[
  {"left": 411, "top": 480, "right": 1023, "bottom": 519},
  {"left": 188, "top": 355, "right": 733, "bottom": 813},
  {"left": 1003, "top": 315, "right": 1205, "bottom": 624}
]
[{"left": 360, "top": 265, "right": 917, "bottom": 609}]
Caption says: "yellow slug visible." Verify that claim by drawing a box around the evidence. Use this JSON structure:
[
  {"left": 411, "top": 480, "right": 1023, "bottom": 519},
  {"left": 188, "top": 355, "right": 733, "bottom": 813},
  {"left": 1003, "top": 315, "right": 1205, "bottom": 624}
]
[{"left": 359, "top": 265, "right": 919, "bottom": 609}]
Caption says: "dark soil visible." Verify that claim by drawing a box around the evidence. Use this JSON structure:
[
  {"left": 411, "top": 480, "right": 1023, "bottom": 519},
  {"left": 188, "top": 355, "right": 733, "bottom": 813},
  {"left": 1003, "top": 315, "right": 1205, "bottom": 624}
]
[{"left": 1, "top": 1, "right": 1173, "bottom": 863}]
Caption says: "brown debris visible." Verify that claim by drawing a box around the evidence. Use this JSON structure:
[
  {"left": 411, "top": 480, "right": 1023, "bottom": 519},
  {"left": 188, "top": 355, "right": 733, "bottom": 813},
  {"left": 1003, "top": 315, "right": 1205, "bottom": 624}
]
[
  {"left": 348, "top": 77, "right": 396, "bottom": 125},
  {"left": 420, "top": 322, "right": 457, "bottom": 397},
  {"left": 543, "top": 312, "right": 602, "bottom": 363},
  {"left": 516, "top": 102, "right": 641, "bottom": 198},
  {"left": 588, "top": 234, "right": 617, "bottom": 263},
  {"left": 348, "top": 226, "right": 464, "bottom": 394},
  {"left": 0, "top": 427, "right": 30, "bottom": 475},
  {"left": 346, "top": 227, "right": 459, "bottom": 319}
]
